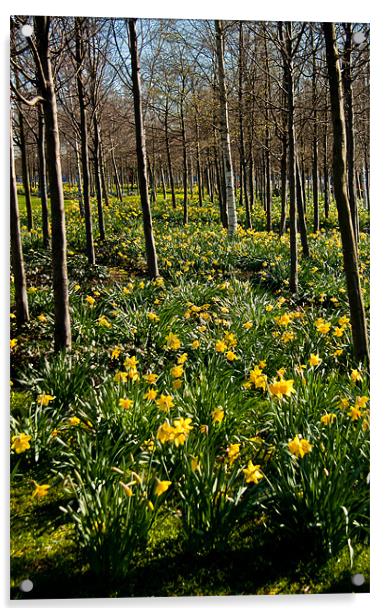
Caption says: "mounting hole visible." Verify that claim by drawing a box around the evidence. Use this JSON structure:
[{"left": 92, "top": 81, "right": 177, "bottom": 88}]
[
  {"left": 19, "top": 579, "right": 33, "bottom": 592},
  {"left": 352, "top": 32, "right": 365, "bottom": 46},
  {"left": 351, "top": 573, "right": 365, "bottom": 587},
  {"left": 21, "top": 24, "right": 33, "bottom": 38}
]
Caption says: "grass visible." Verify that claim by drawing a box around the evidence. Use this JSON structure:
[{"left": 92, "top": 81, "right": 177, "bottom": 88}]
[{"left": 10, "top": 474, "right": 369, "bottom": 598}]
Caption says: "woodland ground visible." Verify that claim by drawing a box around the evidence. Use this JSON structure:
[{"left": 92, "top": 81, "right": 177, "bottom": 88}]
[{"left": 10, "top": 189, "right": 370, "bottom": 598}]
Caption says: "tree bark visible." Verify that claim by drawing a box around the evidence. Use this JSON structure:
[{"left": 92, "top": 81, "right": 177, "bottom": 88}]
[
  {"left": 34, "top": 16, "right": 71, "bottom": 351},
  {"left": 323, "top": 22, "right": 369, "bottom": 362},
  {"left": 18, "top": 109, "right": 33, "bottom": 231},
  {"left": 164, "top": 101, "right": 176, "bottom": 209},
  {"left": 215, "top": 20, "right": 237, "bottom": 236},
  {"left": 342, "top": 24, "right": 359, "bottom": 243},
  {"left": 93, "top": 113, "right": 105, "bottom": 240},
  {"left": 296, "top": 160, "right": 310, "bottom": 257},
  {"left": 238, "top": 21, "right": 252, "bottom": 228},
  {"left": 37, "top": 105, "right": 49, "bottom": 248},
  {"left": 279, "top": 22, "right": 298, "bottom": 294},
  {"left": 312, "top": 37, "right": 319, "bottom": 232},
  {"left": 10, "top": 116, "right": 29, "bottom": 326},
  {"left": 128, "top": 18, "right": 159, "bottom": 279},
  {"left": 75, "top": 17, "right": 96, "bottom": 264}
]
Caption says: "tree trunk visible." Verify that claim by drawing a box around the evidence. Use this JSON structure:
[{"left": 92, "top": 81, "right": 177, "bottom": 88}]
[
  {"left": 323, "top": 22, "right": 369, "bottom": 362},
  {"left": 215, "top": 20, "right": 237, "bottom": 236},
  {"left": 10, "top": 116, "right": 29, "bottom": 326},
  {"left": 111, "top": 146, "right": 123, "bottom": 201},
  {"left": 18, "top": 109, "right": 33, "bottom": 231},
  {"left": 279, "top": 134, "right": 287, "bottom": 236},
  {"left": 180, "top": 93, "right": 188, "bottom": 224},
  {"left": 128, "top": 18, "right": 159, "bottom": 279},
  {"left": 74, "top": 135, "right": 84, "bottom": 217},
  {"left": 164, "top": 103, "right": 176, "bottom": 209},
  {"left": 35, "top": 16, "right": 71, "bottom": 351},
  {"left": 311, "top": 36, "right": 319, "bottom": 232},
  {"left": 342, "top": 24, "right": 359, "bottom": 244},
  {"left": 38, "top": 105, "right": 49, "bottom": 248},
  {"left": 75, "top": 17, "right": 95, "bottom": 264},
  {"left": 99, "top": 137, "right": 110, "bottom": 208},
  {"left": 93, "top": 114, "right": 105, "bottom": 241},
  {"left": 296, "top": 161, "right": 310, "bottom": 257},
  {"left": 238, "top": 21, "right": 251, "bottom": 228},
  {"left": 160, "top": 165, "right": 167, "bottom": 199},
  {"left": 323, "top": 110, "right": 330, "bottom": 218},
  {"left": 280, "top": 22, "right": 298, "bottom": 293}
]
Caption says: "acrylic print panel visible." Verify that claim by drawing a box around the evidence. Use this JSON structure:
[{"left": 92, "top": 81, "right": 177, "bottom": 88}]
[{"left": 10, "top": 13, "right": 370, "bottom": 600}]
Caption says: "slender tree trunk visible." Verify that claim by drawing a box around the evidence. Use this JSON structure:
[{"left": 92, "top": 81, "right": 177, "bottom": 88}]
[
  {"left": 312, "top": 41, "right": 319, "bottom": 232},
  {"left": 279, "top": 134, "right": 287, "bottom": 236},
  {"left": 238, "top": 21, "right": 251, "bottom": 228},
  {"left": 93, "top": 114, "right": 105, "bottom": 240},
  {"left": 323, "top": 111, "right": 330, "bottom": 218},
  {"left": 342, "top": 24, "right": 359, "bottom": 244},
  {"left": 263, "top": 27, "right": 272, "bottom": 231},
  {"left": 128, "top": 18, "right": 159, "bottom": 279},
  {"left": 164, "top": 103, "right": 176, "bottom": 209},
  {"left": 215, "top": 20, "right": 237, "bottom": 236},
  {"left": 37, "top": 105, "right": 49, "bottom": 248},
  {"left": 296, "top": 161, "right": 310, "bottom": 257},
  {"left": 323, "top": 22, "right": 369, "bottom": 362},
  {"left": 18, "top": 109, "right": 33, "bottom": 230},
  {"left": 35, "top": 15, "right": 71, "bottom": 351},
  {"left": 74, "top": 135, "right": 84, "bottom": 216},
  {"left": 75, "top": 18, "right": 95, "bottom": 264},
  {"left": 99, "top": 137, "right": 110, "bottom": 208},
  {"left": 194, "top": 111, "right": 203, "bottom": 207},
  {"left": 160, "top": 165, "right": 167, "bottom": 199},
  {"left": 364, "top": 142, "right": 370, "bottom": 212},
  {"left": 180, "top": 93, "right": 188, "bottom": 224},
  {"left": 111, "top": 146, "right": 123, "bottom": 201},
  {"left": 10, "top": 116, "right": 29, "bottom": 326},
  {"left": 280, "top": 22, "right": 298, "bottom": 293}
]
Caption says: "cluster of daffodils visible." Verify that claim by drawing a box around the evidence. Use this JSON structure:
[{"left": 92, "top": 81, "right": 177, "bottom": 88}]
[{"left": 156, "top": 417, "right": 193, "bottom": 447}]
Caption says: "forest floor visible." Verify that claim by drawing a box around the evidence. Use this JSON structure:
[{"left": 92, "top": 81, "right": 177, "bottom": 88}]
[{"left": 10, "top": 190, "right": 370, "bottom": 599}]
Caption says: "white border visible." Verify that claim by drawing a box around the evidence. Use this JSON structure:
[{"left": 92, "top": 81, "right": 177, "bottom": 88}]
[{"left": 2, "top": 1, "right": 385, "bottom": 614}]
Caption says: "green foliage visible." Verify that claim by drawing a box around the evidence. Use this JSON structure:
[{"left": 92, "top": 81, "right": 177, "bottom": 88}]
[{"left": 10, "top": 189, "right": 370, "bottom": 595}]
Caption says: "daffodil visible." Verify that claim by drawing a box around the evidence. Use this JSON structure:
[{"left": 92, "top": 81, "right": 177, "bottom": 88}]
[
  {"left": 288, "top": 435, "right": 312, "bottom": 458},
  {"left": 11, "top": 433, "right": 31, "bottom": 454},
  {"left": 144, "top": 388, "right": 158, "bottom": 401},
  {"left": 309, "top": 353, "right": 322, "bottom": 367},
  {"left": 242, "top": 460, "right": 264, "bottom": 484},
  {"left": 268, "top": 379, "right": 295, "bottom": 399},
  {"left": 37, "top": 393, "right": 55, "bottom": 406},
  {"left": 165, "top": 332, "right": 181, "bottom": 350},
  {"left": 154, "top": 478, "right": 171, "bottom": 497},
  {"left": 32, "top": 482, "right": 50, "bottom": 498},
  {"left": 210, "top": 406, "right": 224, "bottom": 423},
  {"left": 119, "top": 398, "right": 134, "bottom": 410},
  {"left": 69, "top": 416, "right": 81, "bottom": 426},
  {"left": 156, "top": 394, "right": 174, "bottom": 413},
  {"left": 321, "top": 413, "right": 337, "bottom": 425},
  {"left": 227, "top": 443, "right": 240, "bottom": 465}
]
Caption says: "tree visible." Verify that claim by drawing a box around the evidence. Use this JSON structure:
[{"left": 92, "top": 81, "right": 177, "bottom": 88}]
[
  {"left": 128, "top": 18, "right": 159, "bottom": 279},
  {"left": 33, "top": 16, "right": 72, "bottom": 351},
  {"left": 75, "top": 17, "right": 96, "bottom": 264},
  {"left": 215, "top": 20, "right": 237, "bottom": 236},
  {"left": 323, "top": 22, "right": 369, "bottom": 362},
  {"left": 10, "top": 114, "right": 29, "bottom": 326}
]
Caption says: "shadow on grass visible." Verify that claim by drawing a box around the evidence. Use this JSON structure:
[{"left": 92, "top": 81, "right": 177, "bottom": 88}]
[{"left": 11, "top": 519, "right": 369, "bottom": 599}]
